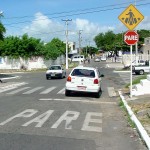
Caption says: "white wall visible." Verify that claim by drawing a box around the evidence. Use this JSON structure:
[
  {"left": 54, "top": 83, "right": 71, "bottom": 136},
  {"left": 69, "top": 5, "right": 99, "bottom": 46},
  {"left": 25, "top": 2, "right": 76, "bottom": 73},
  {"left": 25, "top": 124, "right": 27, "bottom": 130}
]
[{"left": 0, "top": 55, "right": 65, "bottom": 70}]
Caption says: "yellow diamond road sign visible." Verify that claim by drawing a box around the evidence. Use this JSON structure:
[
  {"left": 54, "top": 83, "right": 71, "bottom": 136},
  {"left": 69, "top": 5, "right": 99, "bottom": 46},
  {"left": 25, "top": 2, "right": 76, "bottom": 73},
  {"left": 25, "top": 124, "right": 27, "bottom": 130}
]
[{"left": 118, "top": 4, "right": 144, "bottom": 30}]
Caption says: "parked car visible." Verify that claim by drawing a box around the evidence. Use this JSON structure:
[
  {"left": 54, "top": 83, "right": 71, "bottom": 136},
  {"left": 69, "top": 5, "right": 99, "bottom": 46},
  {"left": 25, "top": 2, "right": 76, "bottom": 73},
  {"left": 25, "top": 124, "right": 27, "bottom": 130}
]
[
  {"left": 94, "top": 57, "right": 100, "bottom": 62},
  {"left": 46, "top": 65, "right": 66, "bottom": 79},
  {"left": 132, "top": 60, "right": 145, "bottom": 66},
  {"left": 65, "top": 66, "right": 104, "bottom": 98},
  {"left": 100, "top": 55, "right": 107, "bottom": 61},
  {"left": 125, "top": 60, "right": 145, "bottom": 68},
  {"left": 133, "top": 61, "right": 150, "bottom": 75},
  {"left": 71, "top": 55, "right": 85, "bottom": 62}
]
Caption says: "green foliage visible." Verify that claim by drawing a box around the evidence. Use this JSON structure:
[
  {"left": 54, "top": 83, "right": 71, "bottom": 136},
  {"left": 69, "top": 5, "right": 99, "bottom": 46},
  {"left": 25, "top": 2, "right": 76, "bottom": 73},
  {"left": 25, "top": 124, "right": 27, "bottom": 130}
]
[
  {"left": 0, "top": 22, "right": 6, "bottom": 40},
  {"left": 94, "top": 29, "right": 150, "bottom": 54},
  {"left": 0, "top": 34, "right": 65, "bottom": 60}
]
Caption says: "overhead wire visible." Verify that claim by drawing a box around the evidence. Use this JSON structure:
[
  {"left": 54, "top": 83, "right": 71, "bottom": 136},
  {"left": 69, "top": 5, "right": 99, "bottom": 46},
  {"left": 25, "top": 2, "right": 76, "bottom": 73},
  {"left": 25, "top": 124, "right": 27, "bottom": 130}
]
[{"left": 2, "top": 1, "right": 150, "bottom": 26}]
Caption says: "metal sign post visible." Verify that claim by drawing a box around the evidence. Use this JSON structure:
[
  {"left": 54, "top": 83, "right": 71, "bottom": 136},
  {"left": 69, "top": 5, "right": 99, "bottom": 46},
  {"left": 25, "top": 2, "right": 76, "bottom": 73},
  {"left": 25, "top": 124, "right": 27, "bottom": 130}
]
[
  {"left": 130, "top": 45, "right": 133, "bottom": 98},
  {"left": 119, "top": 4, "right": 144, "bottom": 98}
]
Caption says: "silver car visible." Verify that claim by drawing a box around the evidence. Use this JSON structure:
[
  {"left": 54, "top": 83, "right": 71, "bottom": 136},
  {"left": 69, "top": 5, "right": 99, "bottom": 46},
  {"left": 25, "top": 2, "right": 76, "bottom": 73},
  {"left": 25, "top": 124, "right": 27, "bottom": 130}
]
[{"left": 46, "top": 65, "right": 66, "bottom": 79}]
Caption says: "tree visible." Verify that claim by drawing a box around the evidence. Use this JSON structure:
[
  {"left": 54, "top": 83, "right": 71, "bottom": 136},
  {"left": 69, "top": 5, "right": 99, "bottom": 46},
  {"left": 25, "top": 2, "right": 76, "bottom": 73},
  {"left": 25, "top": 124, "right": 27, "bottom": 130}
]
[
  {"left": 50, "top": 38, "right": 66, "bottom": 55},
  {"left": 0, "top": 13, "right": 6, "bottom": 41}
]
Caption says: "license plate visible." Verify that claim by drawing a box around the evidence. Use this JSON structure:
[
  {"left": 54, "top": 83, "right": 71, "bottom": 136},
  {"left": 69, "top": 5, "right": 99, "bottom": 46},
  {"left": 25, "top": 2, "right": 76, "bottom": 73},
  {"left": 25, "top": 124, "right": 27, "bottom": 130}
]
[
  {"left": 51, "top": 73, "right": 55, "bottom": 76},
  {"left": 77, "top": 86, "right": 86, "bottom": 90}
]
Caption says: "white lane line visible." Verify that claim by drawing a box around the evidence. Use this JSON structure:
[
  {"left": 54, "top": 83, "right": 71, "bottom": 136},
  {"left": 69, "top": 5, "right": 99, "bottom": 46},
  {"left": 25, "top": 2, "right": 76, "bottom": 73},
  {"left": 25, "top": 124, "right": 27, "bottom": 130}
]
[
  {"left": 23, "top": 87, "right": 44, "bottom": 94},
  {"left": 107, "top": 87, "right": 117, "bottom": 97},
  {"left": 7, "top": 87, "right": 30, "bottom": 94},
  {"left": 40, "top": 87, "right": 56, "bottom": 94},
  {"left": 57, "top": 87, "right": 65, "bottom": 94},
  {"left": 39, "top": 98, "right": 116, "bottom": 105}
]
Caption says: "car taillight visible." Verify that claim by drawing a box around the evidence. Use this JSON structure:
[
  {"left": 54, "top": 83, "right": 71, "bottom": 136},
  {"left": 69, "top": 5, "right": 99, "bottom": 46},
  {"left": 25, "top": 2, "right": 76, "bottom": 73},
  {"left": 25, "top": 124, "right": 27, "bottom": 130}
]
[
  {"left": 94, "top": 79, "right": 99, "bottom": 84},
  {"left": 67, "top": 76, "right": 71, "bottom": 82}
]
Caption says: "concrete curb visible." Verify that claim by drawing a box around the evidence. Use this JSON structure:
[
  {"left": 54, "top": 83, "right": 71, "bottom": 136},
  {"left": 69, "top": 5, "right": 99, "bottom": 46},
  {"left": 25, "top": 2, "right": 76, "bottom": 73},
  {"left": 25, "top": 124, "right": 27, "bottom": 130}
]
[
  {"left": 0, "top": 76, "right": 20, "bottom": 80},
  {"left": 118, "top": 91, "right": 150, "bottom": 150}
]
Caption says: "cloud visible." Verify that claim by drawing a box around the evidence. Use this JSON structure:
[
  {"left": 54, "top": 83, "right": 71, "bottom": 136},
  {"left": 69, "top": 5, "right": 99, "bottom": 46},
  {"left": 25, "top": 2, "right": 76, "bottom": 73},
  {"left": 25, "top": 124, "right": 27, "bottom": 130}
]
[
  {"left": 22, "top": 13, "right": 115, "bottom": 46},
  {"left": 22, "top": 12, "right": 64, "bottom": 42}
]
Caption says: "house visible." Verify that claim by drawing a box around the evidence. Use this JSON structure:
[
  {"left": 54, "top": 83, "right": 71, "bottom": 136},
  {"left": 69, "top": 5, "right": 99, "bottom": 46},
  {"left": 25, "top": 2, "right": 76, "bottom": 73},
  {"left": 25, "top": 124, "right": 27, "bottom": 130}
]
[{"left": 140, "top": 37, "right": 150, "bottom": 60}]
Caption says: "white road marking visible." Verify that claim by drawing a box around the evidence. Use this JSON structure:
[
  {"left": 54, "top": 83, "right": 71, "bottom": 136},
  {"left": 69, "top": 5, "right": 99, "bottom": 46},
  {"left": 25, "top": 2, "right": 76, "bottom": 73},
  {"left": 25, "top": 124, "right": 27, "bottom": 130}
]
[
  {"left": 23, "top": 87, "right": 44, "bottom": 94},
  {"left": 40, "top": 87, "right": 56, "bottom": 94},
  {"left": 57, "top": 87, "right": 65, "bottom": 94},
  {"left": 0, "top": 86, "right": 18, "bottom": 93},
  {"left": 0, "top": 109, "right": 103, "bottom": 132},
  {"left": 0, "top": 109, "right": 38, "bottom": 125},
  {"left": 7, "top": 87, "right": 30, "bottom": 94},
  {"left": 51, "top": 111, "right": 80, "bottom": 129},
  {"left": 107, "top": 87, "right": 117, "bottom": 97},
  {"left": 22, "top": 110, "right": 54, "bottom": 127},
  {"left": 39, "top": 98, "right": 116, "bottom": 105},
  {"left": 0, "top": 82, "right": 28, "bottom": 93},
  {"left": 81, "top": 112, "right": 102, "bottom": 132}
]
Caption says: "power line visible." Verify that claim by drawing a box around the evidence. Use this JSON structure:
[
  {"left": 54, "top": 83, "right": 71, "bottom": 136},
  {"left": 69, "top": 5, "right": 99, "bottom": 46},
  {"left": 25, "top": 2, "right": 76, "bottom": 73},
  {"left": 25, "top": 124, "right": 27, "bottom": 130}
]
[
  {"left": 3, "top": 0, "right": 148, "bottom": 20},
  {"left": 3, "top": 1, "right": 150, "bottom": 26}
]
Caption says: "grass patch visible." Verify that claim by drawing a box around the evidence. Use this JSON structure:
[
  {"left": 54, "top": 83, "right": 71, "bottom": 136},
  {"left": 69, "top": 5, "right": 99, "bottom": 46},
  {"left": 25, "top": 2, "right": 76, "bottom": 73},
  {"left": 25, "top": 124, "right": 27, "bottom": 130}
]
[
  {"left": 125, "top": 75, "right": 147, "bottom": 88},
  {"left": 119, "top": 99, "right": 136, "bottom": 128}
]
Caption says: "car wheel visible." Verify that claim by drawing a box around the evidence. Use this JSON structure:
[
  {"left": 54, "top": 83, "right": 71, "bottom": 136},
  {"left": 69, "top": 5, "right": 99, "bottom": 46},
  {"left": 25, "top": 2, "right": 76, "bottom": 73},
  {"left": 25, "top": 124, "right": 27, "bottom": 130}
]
[
  {"left": 65, "top": 89, "right": 70, "bottom": 96},
  {"left": 61, "top": 74, "right": 63, "bottom": 79},
  {"left": 139, "top": 70, "right": 144, "bottom": 75},
  {"left": 95, "top": 90, "right": 100, "bottom": 98},
  {"left": 46, "top": 76, "right": 49, "bottom": 80}
]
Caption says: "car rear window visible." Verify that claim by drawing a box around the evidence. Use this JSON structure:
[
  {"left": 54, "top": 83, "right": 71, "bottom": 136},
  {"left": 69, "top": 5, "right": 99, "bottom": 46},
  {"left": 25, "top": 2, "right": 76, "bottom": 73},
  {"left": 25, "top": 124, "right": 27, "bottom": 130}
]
[
  {"left": 71, "top": 69, "right": 95, "bottom": 78},
  {"left": 49, "top": 66, "right": 61, "bottom": 70}
]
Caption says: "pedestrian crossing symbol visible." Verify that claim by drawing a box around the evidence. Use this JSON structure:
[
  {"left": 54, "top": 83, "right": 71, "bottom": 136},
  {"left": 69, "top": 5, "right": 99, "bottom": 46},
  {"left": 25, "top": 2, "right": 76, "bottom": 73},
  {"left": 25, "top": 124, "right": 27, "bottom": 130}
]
[{"left": 118, "top": 4, "right": 144, "bottom": 30}]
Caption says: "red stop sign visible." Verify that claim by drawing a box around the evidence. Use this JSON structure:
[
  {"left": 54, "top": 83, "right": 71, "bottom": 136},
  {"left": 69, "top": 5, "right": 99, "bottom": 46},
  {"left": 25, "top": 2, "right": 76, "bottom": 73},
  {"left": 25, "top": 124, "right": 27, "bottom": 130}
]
[{"left": 124, "top": 31, "right": 139, "bottom": 45}]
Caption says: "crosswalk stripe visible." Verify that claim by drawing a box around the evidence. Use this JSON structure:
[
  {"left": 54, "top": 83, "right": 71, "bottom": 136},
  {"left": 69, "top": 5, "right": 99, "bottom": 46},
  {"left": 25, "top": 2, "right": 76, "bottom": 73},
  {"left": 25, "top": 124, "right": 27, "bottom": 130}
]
[
  {"left": 57, "top": 87, "right": 65, "bottom": 94},
  {"left": 107, "top": 87, "right": 117, "bottom": 97},
  {"left": 40, "top": 87, "right": 56, "bottom": 94},
  {"left": 23, "top": 87, "right": 44, "bottom": 94},
  {"left": 7, "top": 87, "right": 30, "bottom": 94}
]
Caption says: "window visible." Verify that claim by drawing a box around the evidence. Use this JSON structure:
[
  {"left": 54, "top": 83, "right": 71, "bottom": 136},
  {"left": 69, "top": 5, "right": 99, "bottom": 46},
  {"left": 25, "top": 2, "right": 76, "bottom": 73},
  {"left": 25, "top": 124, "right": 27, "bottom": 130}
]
[{"left": 71, "top": 69, "right": 95, "bottom": 78}]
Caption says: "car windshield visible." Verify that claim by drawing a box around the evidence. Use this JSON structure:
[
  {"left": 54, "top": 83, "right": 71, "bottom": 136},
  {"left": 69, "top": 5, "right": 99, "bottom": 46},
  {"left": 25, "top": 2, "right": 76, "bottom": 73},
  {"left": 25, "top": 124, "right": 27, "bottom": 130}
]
[
  {"left": 71, "top": 69, "right": 95, "bottom": 78},
  {"left": 49, "top": 66, "right": 61, "bottom": 70}
]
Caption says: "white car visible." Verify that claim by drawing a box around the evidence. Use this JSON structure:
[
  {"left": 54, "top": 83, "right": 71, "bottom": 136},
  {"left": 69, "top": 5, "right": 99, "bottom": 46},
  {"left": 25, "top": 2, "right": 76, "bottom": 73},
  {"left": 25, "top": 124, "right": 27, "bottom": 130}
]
[
  {"left": 46, "top": 65, "right": 66, "bottom": 79},
  {"left": 71, "top": 55, "right": 85, "bottom": 62},
  {"left": 94, "top": 57, "right": 100, "bottom": 62},
  {"left": 100, "top": 55, "right": 107, "bottom": 61},
  {"left": 65, "top": 66, "right": 104, "bottom": 98}
]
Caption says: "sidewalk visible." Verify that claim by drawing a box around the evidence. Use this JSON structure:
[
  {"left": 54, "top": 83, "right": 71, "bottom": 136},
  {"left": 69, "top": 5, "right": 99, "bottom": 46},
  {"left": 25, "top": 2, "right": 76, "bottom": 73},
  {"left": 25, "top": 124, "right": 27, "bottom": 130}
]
[{"left": 107, "top": 61, "right": 150, "bottom": 149}]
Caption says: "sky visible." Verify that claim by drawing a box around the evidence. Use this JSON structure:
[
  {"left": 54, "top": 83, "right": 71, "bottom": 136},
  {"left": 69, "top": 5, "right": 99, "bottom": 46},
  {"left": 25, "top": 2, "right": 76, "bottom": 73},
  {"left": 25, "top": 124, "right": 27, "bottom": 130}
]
[{"left": 0, "top": 0, "right": 150, "bottom": 47}]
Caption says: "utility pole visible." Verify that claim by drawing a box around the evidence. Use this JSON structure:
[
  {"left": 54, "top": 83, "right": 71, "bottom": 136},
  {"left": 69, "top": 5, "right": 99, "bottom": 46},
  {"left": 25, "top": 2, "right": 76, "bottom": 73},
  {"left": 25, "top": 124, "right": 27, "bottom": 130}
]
[
  {"left": 78, "top": 30, "right": 83, "bottom": 54},
  {"left": 62, "top": 19, "right": 72, "bottom": 69}
]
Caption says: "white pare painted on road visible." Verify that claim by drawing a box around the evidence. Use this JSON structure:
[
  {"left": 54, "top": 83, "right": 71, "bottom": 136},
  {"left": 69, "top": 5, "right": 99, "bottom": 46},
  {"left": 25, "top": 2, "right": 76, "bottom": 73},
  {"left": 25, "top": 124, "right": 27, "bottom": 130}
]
[
  {"left": 40, "top": 87, "right": 56, "bottom": 94},
  {"left": 51, "top": 111, "right": 80, "bottom": 129},
  {"left": 81, "top": 112, "right": 102, "bottom": 132},
  {"left": 107, "top": 87, "right": 117, "bottom": 97},
  {"left": 39, "top": 98, "right": 116, "bottom": 105},
  {"left": 22, "top": 110, "right": 54, "bottom": 127},
  {"left": 0, "top": 109, "right": 38, "bottom": 125},
  {"left": 0, "top": 109, "right": 102, "bottom": 133}
]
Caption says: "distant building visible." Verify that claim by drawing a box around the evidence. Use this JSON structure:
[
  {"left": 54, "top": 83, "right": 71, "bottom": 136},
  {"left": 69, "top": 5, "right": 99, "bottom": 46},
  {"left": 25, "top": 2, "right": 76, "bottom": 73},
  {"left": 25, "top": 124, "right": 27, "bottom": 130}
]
[{"left": 140, "top": 37, "right": 150, "bottom": 55}]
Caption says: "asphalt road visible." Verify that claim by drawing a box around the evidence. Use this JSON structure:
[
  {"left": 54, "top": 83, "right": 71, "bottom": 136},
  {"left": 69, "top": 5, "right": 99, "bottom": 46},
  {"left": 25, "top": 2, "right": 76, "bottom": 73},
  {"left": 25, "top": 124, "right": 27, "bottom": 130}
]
[{"left": 0, "top": 61, "right": 147, "bottom": 150}]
